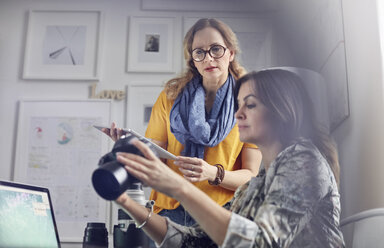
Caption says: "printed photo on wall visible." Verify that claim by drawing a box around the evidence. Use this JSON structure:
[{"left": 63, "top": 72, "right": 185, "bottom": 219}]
[
  {"left": 126, "top": 84, "right": 164, "bottom": 135},
  {"left": 144, "top": 34, "right": 160, "bottom": 52},
  {"left": 43, "top": 25, "right": 87, "bottom": 65},
  {"left": 23, "top": 10, "right": 103, "bottom": 80},
  {"left": 127, "top": 17, "right": 175, "bottom": 73}
]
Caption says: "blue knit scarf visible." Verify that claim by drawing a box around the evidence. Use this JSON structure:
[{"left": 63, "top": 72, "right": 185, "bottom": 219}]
[{"left": 170, "top": 74, "right": 236, "bottom": 159}]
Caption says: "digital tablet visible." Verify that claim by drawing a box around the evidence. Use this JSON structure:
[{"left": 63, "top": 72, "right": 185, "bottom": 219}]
[{"left": 93, "top": 125, "right": 177, "bottom": 160}]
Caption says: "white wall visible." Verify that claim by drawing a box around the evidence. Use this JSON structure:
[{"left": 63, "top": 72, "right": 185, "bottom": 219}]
[
  {"left": 0, "top": 1, "right": 276, "bottom": 247},
  {"left": 0, "top": 0, "right": 274, "bottom": 180},
  {"left": 1, "top": 0, "right": 384, "bottom": 246},
  {"left": 265, "top": 0, "right": 384, "bottom": 220},
  {"left": 334, "top": 0, "right": 384, "bottom": 218}
]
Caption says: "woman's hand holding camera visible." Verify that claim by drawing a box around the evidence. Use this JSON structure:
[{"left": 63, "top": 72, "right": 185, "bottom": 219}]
[{"left": 116, "top": 139, "right": 186, "bottom": 198}]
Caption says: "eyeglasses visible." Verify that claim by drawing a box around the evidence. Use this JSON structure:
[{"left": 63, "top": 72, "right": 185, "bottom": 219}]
[{"left": 191, "top": 45, "right": 227, "bottom": 62}]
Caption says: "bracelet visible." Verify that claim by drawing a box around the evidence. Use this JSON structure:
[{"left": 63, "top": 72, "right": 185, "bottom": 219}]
[
  {"left": 135, "top": 200, "right": 155, "bottom": 229},
  {"left": 208, "top": 164, "right": 225, "bottom": 186}
]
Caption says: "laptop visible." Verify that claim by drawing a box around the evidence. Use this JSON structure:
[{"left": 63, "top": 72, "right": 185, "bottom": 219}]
[{"left": 0, "top": 180, "right": 61, "bottom": 248}]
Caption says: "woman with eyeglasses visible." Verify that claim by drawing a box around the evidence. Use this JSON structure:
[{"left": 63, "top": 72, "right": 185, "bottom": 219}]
[
  {"left": 104, "top": 18, "right": 261, "bottom": 227},
  {"left": 115, "top": 69, "right": 345, "bottom": 247}
]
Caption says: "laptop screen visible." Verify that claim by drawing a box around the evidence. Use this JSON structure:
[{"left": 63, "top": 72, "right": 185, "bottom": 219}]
[{"left": 0, "top": 181, "right": 61, "bottom": 248}]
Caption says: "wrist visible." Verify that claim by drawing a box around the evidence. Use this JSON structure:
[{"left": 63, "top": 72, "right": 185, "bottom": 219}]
[
  {"left": 208, "top": 164, "right": 225, "bottom": 186},
  {"left": 173, "top": 180, "right": 189, "bottom": 201},
  {"left": 209, "top": 165, "right": 218, "bottom": 181}
]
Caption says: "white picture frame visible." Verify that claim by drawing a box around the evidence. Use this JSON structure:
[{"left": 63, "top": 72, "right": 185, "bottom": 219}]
[
  {"left": 124, "top": 83, "right": 164, "bottom": 201},
  {"left": 127, "top": 17, "right": 175, "bottom": 73},
  {"left": 141, "top": 0, "right": 275, "bottom": 12},
  {"left": 23, "top": 10, "right": 103, "bottom": 80},
  {"left": 125, "top": 84, "right": 164, "bottom": 137},
  {"left": 14, "top": 99, "right": 112, "bottom": 242}
]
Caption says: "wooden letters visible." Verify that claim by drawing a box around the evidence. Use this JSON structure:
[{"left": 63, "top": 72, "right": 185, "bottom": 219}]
[{"left": 90, "top": 83, "right": 125, "bottom": 100}]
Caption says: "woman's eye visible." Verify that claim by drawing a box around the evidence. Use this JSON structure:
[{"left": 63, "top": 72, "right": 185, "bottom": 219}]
[{"left": 246, "top": 104, "right": 256, "bottom": 109}]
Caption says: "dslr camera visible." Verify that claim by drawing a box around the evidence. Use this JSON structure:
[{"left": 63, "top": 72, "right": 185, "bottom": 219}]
[
  {"left": 92, "top": 134, "right": 157, "bottom": 247},
  {"left": 92, "top": 134, "right": 158, "bottom": 201}
]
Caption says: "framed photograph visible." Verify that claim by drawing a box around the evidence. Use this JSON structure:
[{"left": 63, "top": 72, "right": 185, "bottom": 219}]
[
  {"left": 23, "top": 10, "right": 103, "bottom": 80},
  {"left": 14, "top": 99, "right": 112, "bottom": 242},
  {"left": 315, "top": 0, "right": 349, "bottom": 131},
  {"left": 141, "top": 0, "right": 274, "bottom": 12},
  {"left": 268, "top": 0, "right": 349, "bottom": 131},
  {"left": 321, "top": 44, "right": 349, "bottom": 131},
  {"left": 125, "top": 84, "right": 164, "bottom": 139},
  {"left": 127, "top": 17, "right": 176, "bottom": 73}
]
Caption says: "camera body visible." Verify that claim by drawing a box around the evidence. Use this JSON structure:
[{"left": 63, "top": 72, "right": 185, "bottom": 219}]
[
  {"left": 92, "top": 134, "right": 157, "bottom": 201},
  {"left": 92, "top": 134, "right": 156, "bottom": 247}
]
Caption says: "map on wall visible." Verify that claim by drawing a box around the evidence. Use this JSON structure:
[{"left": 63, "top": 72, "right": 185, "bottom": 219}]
[
  {"left": 14, "top": 99, "right": 111, "bottom": 242},
  {"left": 27, "top": 117, "right": 102, "bottom": 222}
]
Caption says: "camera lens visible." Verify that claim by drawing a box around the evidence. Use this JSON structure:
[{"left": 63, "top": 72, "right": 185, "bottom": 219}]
[
  {"left": 92, "top": 161, "right": 131, "bottom": 200},
  {"left": 82, "top": 222, "right": 108, "bottom": 248},
  {"left": 92, "top": 134, "right": 159, "bottom": 201}
]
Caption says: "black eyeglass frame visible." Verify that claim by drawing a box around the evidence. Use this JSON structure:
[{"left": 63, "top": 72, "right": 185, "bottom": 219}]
[{"left": 191, "top": 44, "right": 227, "bottom": 62}]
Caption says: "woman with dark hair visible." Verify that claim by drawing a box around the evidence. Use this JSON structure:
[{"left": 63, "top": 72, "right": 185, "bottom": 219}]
[
  {"left": 105, "top": 18, "right": 261, "bottom": 227},
  {"left": 113, "top": 69, "right": 345, "bottom": 247},
  {"left": 234, "top": 70, "right": 340, "bottom": 184}
]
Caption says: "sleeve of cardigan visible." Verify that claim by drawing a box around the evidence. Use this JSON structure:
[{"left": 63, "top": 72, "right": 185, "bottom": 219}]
[
  {"left": 158, "top": 213, "right": 260, "bottom": 248},
  {"left": 158, "top": 217, "right": 217, "bottom": 248},
  {"left": 221, "top": 213, "right": 259, "bottom": 248}
]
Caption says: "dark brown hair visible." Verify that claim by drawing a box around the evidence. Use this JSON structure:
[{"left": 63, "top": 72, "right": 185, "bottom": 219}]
[{"left": 234, "top": 69, "right": 340, "bottom": 185}]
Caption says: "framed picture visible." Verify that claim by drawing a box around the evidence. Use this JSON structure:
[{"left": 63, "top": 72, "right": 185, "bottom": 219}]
[
  {"left": 183, "top": 17, "right": 272, "bottom": 72},
  {"left": 141, "top": 0, "right": 271, "bottom": 12},
  {"left": 14, "top": 99, "right": 112, "bottom": 242},
  {"left": 125, "top": 84, "right": 164, "bottom": 139},
  {"left": 124, "top": 83, "right": 164, "bottom": 201},
  {"left": 273, "top": 0, "right": 349, "bottom": 130},
  {"left": 23, "top": 10, "right": 103, "bottom": 80},
  {"left": 315, "top": 0, "right": 349, "bottom": 131},
  {"left": 127, "top": 17, "right": 176, "bottom": 73}
]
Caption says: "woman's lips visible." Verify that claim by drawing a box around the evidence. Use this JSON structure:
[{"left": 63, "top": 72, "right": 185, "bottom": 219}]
[
  {"left": 237, "top": 125, "right": 248, "bottom": 131},
  {"left": 205, "top": 66, "right": 217, "bottom": 72}
]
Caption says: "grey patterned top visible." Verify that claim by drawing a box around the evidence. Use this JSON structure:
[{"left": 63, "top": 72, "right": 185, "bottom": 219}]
[{"left": 158, "top": 139, "right": 345, "bottom": 247}]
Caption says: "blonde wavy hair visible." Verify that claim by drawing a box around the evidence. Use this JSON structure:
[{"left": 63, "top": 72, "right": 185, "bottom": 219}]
[{"left": 164, "top": 18, "right": 247, "bottom": 100}]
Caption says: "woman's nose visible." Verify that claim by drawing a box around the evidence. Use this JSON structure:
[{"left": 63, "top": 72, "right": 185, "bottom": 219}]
[{"left": 235, "top": 108, "right": 243, "bottom": 120}]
